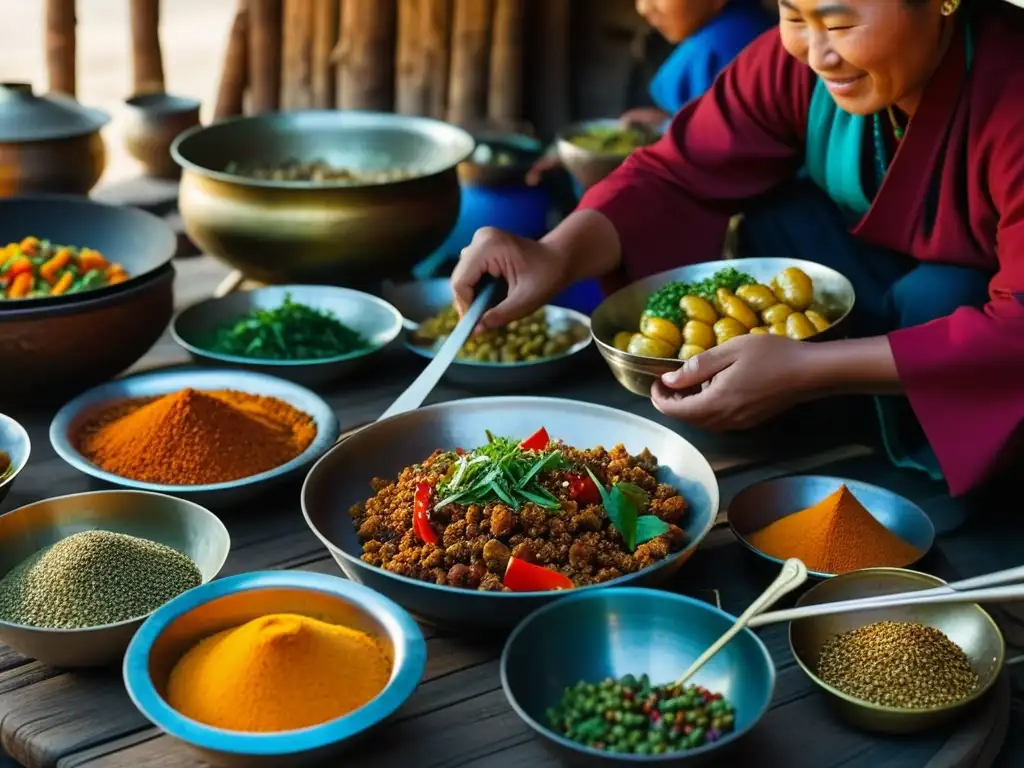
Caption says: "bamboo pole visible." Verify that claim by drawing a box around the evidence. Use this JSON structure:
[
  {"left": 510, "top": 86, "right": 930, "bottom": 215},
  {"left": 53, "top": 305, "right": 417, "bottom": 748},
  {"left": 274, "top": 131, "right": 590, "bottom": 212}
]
[
  {"left": 447, "top": 0, "right": 493, "bottom": 125},
  {"left": 395, "top": 0, "right": 452, "bottom": 118},
  {"left": 487, "top": 0, "right": 524, "bottom": 125},
  {"left": 310, "top": 0, "right": 339, "bottom": 108},
  {"left": 281, "top": 0, "right": 314, "bottom": 109},
  {"left": 333, "top": 0, "right": 396, "bottom": 111},
  {"left": 45, "top": 0, "right": 77, "bottom": 97},
  {"left": 214, "top": 0, "right": 249, "bottom": 120},
  {"left": 129, "top": 0, "right": 165, "bottom": 94},
  {"left": 248, "top": 0, "right": 282, "bottom": 113}
]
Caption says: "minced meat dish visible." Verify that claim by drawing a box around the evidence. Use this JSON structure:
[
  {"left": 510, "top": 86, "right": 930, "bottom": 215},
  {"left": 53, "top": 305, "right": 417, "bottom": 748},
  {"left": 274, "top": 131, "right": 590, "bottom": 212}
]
[{"left": 349, "top": 426, "right": 689, "bottom": 592}]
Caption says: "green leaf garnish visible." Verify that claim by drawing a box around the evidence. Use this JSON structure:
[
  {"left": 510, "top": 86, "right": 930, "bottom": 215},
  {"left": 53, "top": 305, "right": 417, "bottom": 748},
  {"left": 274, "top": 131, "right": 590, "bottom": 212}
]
[
  {"left": 584, "top": 469, "right": 669, "bottom": 551},
  {"left": 635, "top": 515, "right": 671, "bottom": 544},
  {"left": 643, "top": 267, "right": 756, "bottom": 325}
]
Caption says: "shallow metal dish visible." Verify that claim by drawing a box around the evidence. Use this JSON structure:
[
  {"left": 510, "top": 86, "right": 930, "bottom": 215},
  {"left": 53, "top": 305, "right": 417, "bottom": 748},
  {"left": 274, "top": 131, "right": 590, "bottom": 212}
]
[
  {"left": 0, "top": 195, "right": 177, "bottom": 309},
  {"left": 502, "top": 587, "right": 774, "bottom": 765},
  {"left": 381, "top": 278, "right": 592, "bottom": 392},
  {"left": 789, "top": 568, "right": 1004, "bottom": 734},
  {"left": 0, "top": 413, "right": 30, "bottom": 508},
  {"left": 591, "top": 258, "right": 856, "bottom": 396},
  {"left": 457, "top": 130, "right": 541, "bottom": 187},
  {"left": 171, "top": 285, "right": 404, "bottom": 387},
  {"left": 50, "top": 369, "right": 341, "bottom": 509},
  {"left": 124, "top": 570, "right": 426, "bottom": 767},
  {"left": 0, "top": 490, "right": 229, "bottom": 668},
  {"left": 728, "top": 475, "right": 935, "bottom": 579},
  {"left": 302, "top": 397, "right": 719, "bottom": 632},
  {"left": 556, "top": 118, "right": 661, "bottom": 190},
  {"left": 172, "top": 110, "right": 475, "bottom": 287}
]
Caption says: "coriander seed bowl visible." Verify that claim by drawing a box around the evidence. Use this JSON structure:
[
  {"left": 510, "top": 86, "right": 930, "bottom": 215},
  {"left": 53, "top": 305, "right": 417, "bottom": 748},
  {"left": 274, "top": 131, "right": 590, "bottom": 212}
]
[
  {"left": 171, "top": 285, "right": 404, "bottom": 386},
  {"left": 0, "top": 489, "right": 229, "bottom": 668},
  {"left": 789, "top": 568, "right": 1005, "bottom": 734},
  {"left": 0, "top": 412, "right": 31, "bottom": 509},
  {"left": 124, "top": 570, "right": 427, "bottom": 767}
]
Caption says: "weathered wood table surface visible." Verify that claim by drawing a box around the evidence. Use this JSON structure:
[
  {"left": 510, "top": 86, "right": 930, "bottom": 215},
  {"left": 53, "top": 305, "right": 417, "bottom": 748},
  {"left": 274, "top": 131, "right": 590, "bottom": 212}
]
[{"left": 1, "top": 255, "right": 1022, "bottom": 768}]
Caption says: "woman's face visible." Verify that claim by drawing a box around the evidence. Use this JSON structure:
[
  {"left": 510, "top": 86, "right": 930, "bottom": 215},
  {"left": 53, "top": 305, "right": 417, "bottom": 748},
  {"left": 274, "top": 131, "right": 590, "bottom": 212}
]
[
  {"left": 636, "top": 0, "right": 728, "bottom": 44},
  {"left": 778, "top": 0, "right": 951, "bottom": 115}
]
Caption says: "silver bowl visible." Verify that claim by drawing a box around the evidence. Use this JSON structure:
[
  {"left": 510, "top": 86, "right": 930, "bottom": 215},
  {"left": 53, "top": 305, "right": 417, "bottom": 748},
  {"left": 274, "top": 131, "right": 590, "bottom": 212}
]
[
  {"left": 302, "top": 397, "right": 720, "bottom": 632},
  {"left": 728, "top": 475, "right": 935, "bottom": 579},
  {"left": 50, "top": 368, "right": 341, "bottom": 509},
  {"left": 0, "top": 490, "right": 229, "bottom": 668},
  {"left": 381, "top": 278, "right": 592, "bottom": 392},
  {"left": 591, "top": 258, "right": 856, "bottom": 396},
  {"left": 124, "top": 570, "right": 427, "bottom": 767},
  {"left": 0, "top": 413, "right": 30, "bottom": 509},
  {"left": 556, "top": 118, "right": 661, "bottom": 190},
  {"left": 502, "top": 587, "right": 775, "bottom": 764},
  {"left": 789, "top": 568, "right": 1005, "bottom": 734},
  {"left": 171, "top": 285, "right": 404, "bottom": 387}
]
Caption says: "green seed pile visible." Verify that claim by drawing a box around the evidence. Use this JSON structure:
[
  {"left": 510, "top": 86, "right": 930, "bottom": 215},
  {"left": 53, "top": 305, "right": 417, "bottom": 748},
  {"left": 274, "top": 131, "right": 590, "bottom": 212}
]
[
  {"left": 817, "top": 620, "right": 979, "bottom": 709},
  {"left": 546, "top": 675, "right": 736, "bottom": 755},
  {"left": 0, "top": 530, "right": 202, "bottom": 629}
]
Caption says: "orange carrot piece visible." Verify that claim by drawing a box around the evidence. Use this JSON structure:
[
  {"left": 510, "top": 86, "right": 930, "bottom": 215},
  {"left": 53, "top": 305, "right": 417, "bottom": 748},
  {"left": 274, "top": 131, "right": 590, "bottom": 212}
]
[
  {"left": 107, "top": 271, "right": 129, "bottom": 285},
  {"left": 0, "top": 245, "right": 15, "bottom": 267},
  {"left": 77, "top": 249, "right": 108, "bottom": 271},
  {"left": 18, "top": 237, "right": 39, "bottom": 255},
  {"left": 5, "top": 257, "right": 32, "bottom": 279},
  {"left": 50, "top": 271, "right": 75, "bottom": 296},
  {"left": 7, "top": 272, "right": 33, "bottom": 299},
  {"left": 104, "top": 263, "right": 126, "bottom": 278},
  {"left": 39, "top": 249, "right": 72, "bottom": 284}
]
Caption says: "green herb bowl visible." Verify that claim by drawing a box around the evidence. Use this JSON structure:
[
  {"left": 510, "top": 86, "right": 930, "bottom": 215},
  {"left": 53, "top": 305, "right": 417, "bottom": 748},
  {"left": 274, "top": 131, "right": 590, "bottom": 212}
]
[
  {"left": 170, "top": 285, "right": 404, "bottom": 387},
  {"left": 590, "top": 258, "right": 856, "bottom": 397},
  {"left": 0, "top": 489, "right": 230, "bottom": 668}
]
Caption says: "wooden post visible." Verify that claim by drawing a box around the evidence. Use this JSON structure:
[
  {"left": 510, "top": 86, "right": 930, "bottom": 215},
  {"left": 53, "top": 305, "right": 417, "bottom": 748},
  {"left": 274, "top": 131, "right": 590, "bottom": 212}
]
[
  {"left": 248, "top": 0, "right": 283, "bottom": 113},
  {"left": 526, "top": 0, "right": 570, "bottom": 139},
  {"left": 334, "top": 0, "right": 396, "bottom": 111},
  {"left": 281, "top": 0, "right": 315, "bottom": 109},
  {"left": 45, "top": 0, "right": 77, "bottom": 97},
  {"left": 396, "top": 0, "right": 452, "bottom": 118},
  {"left": 214, "top": 0, "right": 249, "bottom": 120},
  {"left": 447, "top": 0, "right": 493, "bottom": 126},
  {"left": 487, "top": 0, "right": 524, "bottom": 126},
  {"left": 129, "top": 0, "right": 165, "bottom": 95},
  {"left": 310, "top": 0, "right": 339, "bottom": 108}
]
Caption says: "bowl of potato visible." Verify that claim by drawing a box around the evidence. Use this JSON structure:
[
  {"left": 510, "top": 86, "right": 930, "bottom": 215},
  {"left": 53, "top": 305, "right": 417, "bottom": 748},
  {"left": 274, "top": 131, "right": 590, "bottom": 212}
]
[{"left": 590, "top": 258, "right": 855, "bottom": 396}]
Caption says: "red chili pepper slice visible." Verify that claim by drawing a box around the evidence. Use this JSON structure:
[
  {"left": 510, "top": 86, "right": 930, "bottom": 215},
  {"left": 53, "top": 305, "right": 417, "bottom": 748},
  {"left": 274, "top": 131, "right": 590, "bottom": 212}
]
[
  {"left": 503, "top": 557, "right": 574, "bottom": 592},
  {"left": 519, "top": 427, "right": 550, "bottom": 452},
  {"left": 566, "top": 472, "right": 602, "bottom": 505},
  {"left": 413, "top": 482, "right": 438, "bottom": 545}
]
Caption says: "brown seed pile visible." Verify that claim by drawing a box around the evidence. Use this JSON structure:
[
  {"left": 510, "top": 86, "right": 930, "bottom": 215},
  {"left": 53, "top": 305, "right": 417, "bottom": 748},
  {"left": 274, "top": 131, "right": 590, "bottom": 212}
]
[{"left": 817, "top": 620, "right": 979, "bottom": 709}]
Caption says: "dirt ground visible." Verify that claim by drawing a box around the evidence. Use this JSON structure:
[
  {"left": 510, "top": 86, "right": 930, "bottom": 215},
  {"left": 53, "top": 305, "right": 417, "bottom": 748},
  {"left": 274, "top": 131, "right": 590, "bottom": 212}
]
[{"left": 0, "top": 0, "right": 235, "bottom": 185}]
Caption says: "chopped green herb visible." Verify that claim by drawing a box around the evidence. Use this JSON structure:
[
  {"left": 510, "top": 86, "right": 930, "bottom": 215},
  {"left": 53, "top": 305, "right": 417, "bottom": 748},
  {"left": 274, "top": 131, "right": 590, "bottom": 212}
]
[
  {"left": 585, "top": 467, "right": 670, "bottom": 552},
  {"left": 644, "top": 267, "right": 756, "bottom": 325}
]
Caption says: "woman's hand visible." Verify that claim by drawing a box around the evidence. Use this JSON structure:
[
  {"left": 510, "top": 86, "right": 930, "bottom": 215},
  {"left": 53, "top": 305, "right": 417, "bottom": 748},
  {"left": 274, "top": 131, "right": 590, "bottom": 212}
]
[
  {"left": 525, "top": 154, "right": 561, "bottom": 186},
  {"left": 620, "top": 107, "right": 670, "bottom": 128}
]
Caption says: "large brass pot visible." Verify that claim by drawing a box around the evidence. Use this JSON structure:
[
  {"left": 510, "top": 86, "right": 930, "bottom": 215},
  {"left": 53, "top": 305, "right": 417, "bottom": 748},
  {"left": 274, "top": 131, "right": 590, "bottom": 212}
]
[
  {"left": 0, "top": 82, "right": 109, "bottom": 197},
  {"left": 171, "top": 110, "right": 475, "bottom": 287}
]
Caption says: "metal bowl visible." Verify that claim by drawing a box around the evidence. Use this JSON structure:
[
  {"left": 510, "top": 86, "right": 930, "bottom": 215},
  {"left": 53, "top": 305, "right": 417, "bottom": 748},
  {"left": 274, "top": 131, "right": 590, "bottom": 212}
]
[
  {"left": 381, "top": 278, "right": 592, "bottom": 392},
  {"left": 0, "top": 413, "right": 30, "bottom": 508},
  {"left": 591, "top": 258, "right": 857, "bottom": 396},
  {"left": 302, "top": 397, "right": 719, "bottom": 632},
  {"left": 0, "top": 264, "right": 174, "bottom": 402},
  {"left": 0, "top": 194, "right": 177, "bottom": 309},
  {"left": 124, "top": 570, "right": 427, "bottom": 767},
  {"left": 171, "top": 110, "right": 475, "bottom": 287},
  {"left": 171, "top": 285, "right": 404, "bottom": 387},
  {"left": 556, "top": 118, "right": 661, "bottom": 190},
  {"left": 50, "top": 368, "right": 342, "bottom": 509},
  {"left": 789, "top": 568, "right": 1005, "bottom": 734},
  {"left": 502, "top": 587, "right": 775, "bottom": 765},
  {"left": 728, "top": 475, "right": 935, "bottom": 579},
  {"left": 0, "top": 490, "right": 229, "bottom": 668},
  {"left": 457, "top": 130, "right": 541, "bottom": 187}
]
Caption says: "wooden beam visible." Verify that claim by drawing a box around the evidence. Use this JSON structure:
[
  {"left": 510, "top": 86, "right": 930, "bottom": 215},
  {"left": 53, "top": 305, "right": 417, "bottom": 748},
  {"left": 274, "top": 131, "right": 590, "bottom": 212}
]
[
  {"left": 334, "top": 0, "right": 396, "bottom": 111},
  {"left": 310, "top": 0, "right": 339, "bottom": 108},
  {"left": 526, "top": 0, "right": 570, "bottom": 138},
  {"left": 487, "top": 0, "right": 524, "bottom": 126},
  {"left": 214, "top": 0, "right": 249, "bottom": 120},
  {"left": 395, "top": 0, "right": 452, "bottom": 118},
  {"left": 248, "top": 0, "right": 283, "bottom": 113},
  {"left": 281, "top": 0, "right": 315, "bottom": 109},
  {"left": 129, "top": 0, "right": 165, "bottom": 94},
  {"left": 45, "top": 0, "right": 76, "bottom": 97},
  {"left": 447, "top": 0, "right": 493, "bottom": 125}
]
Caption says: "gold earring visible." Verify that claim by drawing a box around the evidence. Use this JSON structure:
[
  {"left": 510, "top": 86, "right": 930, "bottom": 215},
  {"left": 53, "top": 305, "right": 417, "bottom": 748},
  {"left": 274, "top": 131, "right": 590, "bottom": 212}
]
[{"left": 941, "top": 0, "right": 961, "bottom": 16}]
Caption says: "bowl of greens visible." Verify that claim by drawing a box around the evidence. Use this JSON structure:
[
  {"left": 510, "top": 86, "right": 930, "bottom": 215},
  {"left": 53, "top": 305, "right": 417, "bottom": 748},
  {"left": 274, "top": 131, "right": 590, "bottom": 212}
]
[
  {"left": 170, "top": 286, "right": 404, "bottom": 387},
  {"left": 556, "top": 119, "right": 661, "bottom": 190},
  {"left": 0, "top": 413, "right": 30, "bottom": 509}
]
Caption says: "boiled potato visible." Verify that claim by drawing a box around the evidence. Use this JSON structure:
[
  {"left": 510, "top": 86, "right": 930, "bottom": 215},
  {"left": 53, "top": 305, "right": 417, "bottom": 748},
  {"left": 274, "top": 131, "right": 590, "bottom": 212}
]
[
  {"left": 804, "top": 309, "right": 831, "bottom": 332},
  {"left": 679, "top": 295, "right": 718, "bottom": 325},
  {"left": 714, "top": 316, "right": 748, "bottom": 345},
  {"left": 785, "top": 312, "right": 817, "bottom": 340},
  {"left": 640, "top": 315, "right": 682, "bottom": 350},
  {"left": 771, "top": 267, "right": 814, "bottom": 311},
  {"left": 762, "top": 303, "right": 794, "bottom": 326},
  {"left": 612, "top": 331, "right": 633, "bottom": 351},
  {"left": 627, "top": 333, "right": 677, "bottom": 358},
  {"left": 768, "top": 322, "right": 787, "bottom": 335},
  {"left": 683, "top": 320, "right": 716, "bottom": 349},
  {"left": 736, "top": 284, "right": 778, "bottom": 312},
  {"left": 678, "top": 344, "right": 706, "bottom": 361},
  {"left": 749, "top": 326, "right": 769, "bottom": 335},
  {"left": 718, "top": 292, "right": 760, "bottom": 330}
]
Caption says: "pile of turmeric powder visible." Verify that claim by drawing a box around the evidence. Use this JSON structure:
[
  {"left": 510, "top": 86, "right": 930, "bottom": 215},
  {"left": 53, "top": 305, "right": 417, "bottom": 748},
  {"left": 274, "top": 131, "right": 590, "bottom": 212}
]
[
  {"left": 73, "top": 388, "right": 317, "bottom": 485},
  {"left": 745, "top": 484, "right": 921, "bottom": 574},
  {"left": 167, "top": 613, "right": 392, "bottom": 732}
]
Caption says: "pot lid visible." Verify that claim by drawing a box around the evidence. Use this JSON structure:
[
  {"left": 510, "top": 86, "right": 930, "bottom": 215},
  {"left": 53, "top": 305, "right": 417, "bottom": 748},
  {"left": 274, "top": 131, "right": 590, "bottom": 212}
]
[{"left": 0, "top": 82, "right": 110, "bottom": 142}]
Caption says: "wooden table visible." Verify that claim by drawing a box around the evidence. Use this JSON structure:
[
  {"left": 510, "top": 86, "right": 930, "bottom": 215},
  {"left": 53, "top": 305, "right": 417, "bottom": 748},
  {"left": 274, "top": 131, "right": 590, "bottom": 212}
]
[{"left": 1, "top": 256, "right": 1022, "bottom": 768}]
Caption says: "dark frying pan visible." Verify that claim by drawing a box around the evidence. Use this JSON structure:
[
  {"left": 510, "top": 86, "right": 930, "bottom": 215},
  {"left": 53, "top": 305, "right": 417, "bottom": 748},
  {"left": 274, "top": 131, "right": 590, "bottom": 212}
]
[{"left": 0, "top": 195, "right": 176, "bottom": 310}]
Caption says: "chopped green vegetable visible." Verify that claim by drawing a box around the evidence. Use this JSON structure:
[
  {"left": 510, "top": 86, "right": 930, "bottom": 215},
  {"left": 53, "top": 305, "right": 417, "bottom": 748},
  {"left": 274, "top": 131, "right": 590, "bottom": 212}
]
[
  {"left": 201, "top": 293, "right": 372, "bottom": 361},
  {"left": 644, "top": 267, "right": 756, "bottom": 325}
]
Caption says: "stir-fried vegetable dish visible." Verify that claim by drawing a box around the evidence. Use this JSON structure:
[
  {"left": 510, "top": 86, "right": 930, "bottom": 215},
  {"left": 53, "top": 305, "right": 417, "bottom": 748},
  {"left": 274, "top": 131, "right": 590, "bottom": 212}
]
[
  {"left": 0, "top": 237, "right": 127, "bottom": 300},
  {"left": 224, "top": 159, "right": 415, "bottom": 185},
  {"left": 350, "top": 427, "right": 689, "bottom": 592}
]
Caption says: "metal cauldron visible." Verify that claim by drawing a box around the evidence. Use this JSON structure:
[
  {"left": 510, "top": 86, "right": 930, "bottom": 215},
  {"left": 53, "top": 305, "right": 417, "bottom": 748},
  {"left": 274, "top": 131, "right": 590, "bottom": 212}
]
[{"left": 171, "top": 110, "right": 475, "bottom": 287}]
